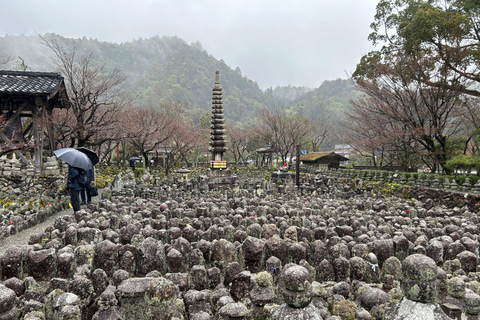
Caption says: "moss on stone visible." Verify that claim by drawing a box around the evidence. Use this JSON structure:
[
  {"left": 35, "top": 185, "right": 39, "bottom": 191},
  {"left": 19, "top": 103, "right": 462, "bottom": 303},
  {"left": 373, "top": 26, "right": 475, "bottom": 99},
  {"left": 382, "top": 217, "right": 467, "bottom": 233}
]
[
  {"left": 467, "top": 280, "right": 480, "bottom": 296},
  {"left": 402, "top": 254, "right": 437, "bottom": 282},
  {"left": 388, "top": 287, "right": 404, "bottom": 305},
  {"left": 332, "top": 300, "right": 357, "bottom": 320},
  {"left": 407, "top": 283, "right": 421, "bottom": 301},
  {"left": 311, "top": 281, "right": 326, "bottom": 298},
  {"left": 74, "top": 245, "right": 95, "bottom": 266},
  {"left": 447, "top": 277, "right": 466, "bottom": 299},
  {"left": 255, "top": 271, "right": 273, "bottom": 287},
  {"left": 443, "top": 259, "right": 462, "bottom": 275}
]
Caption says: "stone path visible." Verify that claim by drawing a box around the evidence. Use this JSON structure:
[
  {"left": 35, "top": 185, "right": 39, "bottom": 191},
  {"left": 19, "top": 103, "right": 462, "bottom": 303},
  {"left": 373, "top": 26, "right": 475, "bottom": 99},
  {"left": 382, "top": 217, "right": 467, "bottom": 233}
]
[
  {"left": 0, "top": 190, "right": 102, "bottom": 256},
  {"left": 0, "top": 206, "right": 73, "bottom": 256}
]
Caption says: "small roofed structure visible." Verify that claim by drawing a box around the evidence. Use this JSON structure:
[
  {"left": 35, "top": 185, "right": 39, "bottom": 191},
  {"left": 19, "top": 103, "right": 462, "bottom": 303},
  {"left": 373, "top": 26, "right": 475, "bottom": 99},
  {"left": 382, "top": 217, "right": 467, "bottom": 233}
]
[
  {"left": 0, "top": 71, "right": 69, "bottom": 172},
  {"left": 256, "top": 144, "right": 276, "bottom": 167},
  {"left": 300, "top": 152, "right": 348, "bottom": 170}
]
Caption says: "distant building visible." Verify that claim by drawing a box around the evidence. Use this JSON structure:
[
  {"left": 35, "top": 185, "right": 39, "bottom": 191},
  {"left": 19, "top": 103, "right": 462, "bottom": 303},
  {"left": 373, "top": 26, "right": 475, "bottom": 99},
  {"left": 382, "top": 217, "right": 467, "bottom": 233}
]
[
  {"left": 299, "top": 152, "right": 349, "bottom": 170},
  {"left": 150, "top": 145, "right": 174, "bottom": 167},
  {"left": 333, "top": 144, "right": 353, "bottom": 158}
]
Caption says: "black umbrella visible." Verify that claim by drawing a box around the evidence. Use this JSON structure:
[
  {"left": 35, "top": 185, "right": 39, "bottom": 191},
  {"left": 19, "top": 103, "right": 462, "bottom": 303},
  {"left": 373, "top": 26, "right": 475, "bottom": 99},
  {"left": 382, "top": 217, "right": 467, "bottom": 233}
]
[
  {"left": 76, "top": 147, "right": 99, "bottom": 166},
  {"left": 54, "top": 148, "right": 93, "bottom": 170}
]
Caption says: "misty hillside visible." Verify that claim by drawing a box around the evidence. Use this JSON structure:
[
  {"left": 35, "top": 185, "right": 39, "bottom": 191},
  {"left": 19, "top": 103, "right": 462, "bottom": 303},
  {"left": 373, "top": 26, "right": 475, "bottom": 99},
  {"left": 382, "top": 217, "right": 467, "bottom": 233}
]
[
  {"left": 0, "top": 34, "right": 357, "bottom": 135},
  {"left": 288, "top": 78, "right": 359, "bottom": 122}
]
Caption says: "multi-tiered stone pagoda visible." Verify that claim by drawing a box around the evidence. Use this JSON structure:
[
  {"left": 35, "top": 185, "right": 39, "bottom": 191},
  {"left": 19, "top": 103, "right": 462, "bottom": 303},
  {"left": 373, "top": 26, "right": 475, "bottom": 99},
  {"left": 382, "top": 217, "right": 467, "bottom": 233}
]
[
  {"left": 209, "top": 70, "right": 227, "bottom": 169},
  {"left": 204, "top": 70, "right": 237, "bottom": 190}
]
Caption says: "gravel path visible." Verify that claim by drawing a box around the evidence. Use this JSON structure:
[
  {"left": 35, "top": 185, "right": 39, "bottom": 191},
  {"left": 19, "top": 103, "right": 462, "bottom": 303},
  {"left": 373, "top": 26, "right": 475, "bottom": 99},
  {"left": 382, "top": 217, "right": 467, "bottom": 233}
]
[
  {"left": 0, "top": 190, "right": 102, "bottom": 256},
  {"left": 0, "top": 206, "right": 74, "bottom": 256}
]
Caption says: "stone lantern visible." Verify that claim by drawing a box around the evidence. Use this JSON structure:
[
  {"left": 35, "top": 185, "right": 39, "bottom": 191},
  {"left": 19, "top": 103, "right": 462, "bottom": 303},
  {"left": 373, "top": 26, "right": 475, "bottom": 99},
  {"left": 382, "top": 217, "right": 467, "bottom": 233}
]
[{"left": 176, "top": 167, "right": 191, "bottom": 181}]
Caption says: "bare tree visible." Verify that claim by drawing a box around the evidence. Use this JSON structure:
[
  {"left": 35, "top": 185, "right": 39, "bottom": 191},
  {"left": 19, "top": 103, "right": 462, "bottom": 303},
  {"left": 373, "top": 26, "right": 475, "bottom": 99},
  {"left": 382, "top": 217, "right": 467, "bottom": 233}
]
[
  {"left": 0, "top": 54, "right": 12, "bottom": 65},
  {"left": 50, "top": 108, "right": 76, "bottom": 148},
  {"left": 344, "top": 94, "right": 420, "bottom": 169},
  {"left": 459, "top": 97, "right": 480, "bottom": 156},
  {"left": 121, "top": 106, "right": 175, "bottom": 167},
  {"left": 165, "top": 119, "right": 203, "bottom": 171},
  {"left": 254, "top": 107, "right": 312, "bottom": 164},
  {"left": 40, "top": 34, "right": 129, "bottom": 148},
  {"left": 351, "top": 54, "right": 467, "bottom": 173},
  {"left": 226, "top": 123, "right": 252, "bottom": 165},
  {"left": 307, "top": 120, "right": 329, "bottom": 152}
]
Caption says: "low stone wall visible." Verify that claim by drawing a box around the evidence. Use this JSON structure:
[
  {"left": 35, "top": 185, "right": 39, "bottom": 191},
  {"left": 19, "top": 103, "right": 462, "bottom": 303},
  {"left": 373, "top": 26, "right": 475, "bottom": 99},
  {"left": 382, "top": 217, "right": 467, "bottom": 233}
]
[
  {"left": 0, "top": 155, "right": 69, "bottom": 239},
  {"left": 311, "top": 170, "right": 480, "bottom": 212},
  {"left": 0, "top": 154, "right": 61, "bottom": 177}
]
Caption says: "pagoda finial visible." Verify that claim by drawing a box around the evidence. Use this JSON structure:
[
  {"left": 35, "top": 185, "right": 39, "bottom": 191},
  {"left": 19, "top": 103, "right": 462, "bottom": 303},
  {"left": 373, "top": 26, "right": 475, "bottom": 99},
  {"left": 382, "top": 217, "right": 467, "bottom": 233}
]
[{"left": 214, "top": 70, "right": 221, "bottom": 90}]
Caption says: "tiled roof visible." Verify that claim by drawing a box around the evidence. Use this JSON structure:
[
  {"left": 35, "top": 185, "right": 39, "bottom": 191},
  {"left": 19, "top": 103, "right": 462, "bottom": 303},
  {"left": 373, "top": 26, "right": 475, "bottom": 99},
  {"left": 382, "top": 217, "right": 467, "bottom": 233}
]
[
  {"left": 0, "top": 70, "right": 65, "bottom": 95},
  {"left": 257, "top": 145, "right": 276, "bottom": 153},
  {"left": 300, "top": 152, "right": 349, "bottom": 161}
]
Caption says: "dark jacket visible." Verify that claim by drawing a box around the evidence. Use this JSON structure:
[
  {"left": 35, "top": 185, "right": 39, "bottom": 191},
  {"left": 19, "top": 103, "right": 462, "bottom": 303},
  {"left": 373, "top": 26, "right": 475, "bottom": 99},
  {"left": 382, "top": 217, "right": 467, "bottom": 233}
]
[
  {"left": 86, "top": 168, "right": 95, "bottom": 183},
  {"left": 79, "top": 168, "right": 95, "bottom": 186},
  {"left": 67, "top": 166, "right": 82, "bottom": 190}
]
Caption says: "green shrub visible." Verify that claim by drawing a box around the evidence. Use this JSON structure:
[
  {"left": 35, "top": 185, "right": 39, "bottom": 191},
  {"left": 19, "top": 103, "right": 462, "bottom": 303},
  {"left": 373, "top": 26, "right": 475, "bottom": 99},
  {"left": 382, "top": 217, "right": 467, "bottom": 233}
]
[
  {"left": 445, "top": 155, "right": 480, "bottom": 174},
  {"left": 439, "top": 176, "right": 445, "bottom": 184},
  {"left": 134, "top": 167, "right": 145, "bottom": 178}
]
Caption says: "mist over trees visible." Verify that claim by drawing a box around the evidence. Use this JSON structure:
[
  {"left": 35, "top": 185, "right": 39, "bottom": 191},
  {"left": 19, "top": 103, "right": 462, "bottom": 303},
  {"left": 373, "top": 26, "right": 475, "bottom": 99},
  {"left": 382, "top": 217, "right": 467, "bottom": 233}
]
[
  {"left": 3, "top": 2, "right": 480, "bottom": 173},
  {"left": 0, "top": 33, "right": 355, "bottom": 166},
  {"left": 0, "top": 34, "right": 279, "bottom": 125},
  {"left": 40, "top": 34, "right": 130, "bottom": 149}
]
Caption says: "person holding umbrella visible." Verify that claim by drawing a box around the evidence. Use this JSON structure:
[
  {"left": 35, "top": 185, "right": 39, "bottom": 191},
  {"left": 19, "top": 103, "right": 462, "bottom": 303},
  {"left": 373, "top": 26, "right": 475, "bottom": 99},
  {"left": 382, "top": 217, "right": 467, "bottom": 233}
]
[
  {"left": 67, "top": 165, "right": 83, "bottom": 212},
  {"left": 79, "top": 168, "right": 95, "bottom": 205},
  {"left": 129, "top": 156, "right": 141, "bottom": 171},
  {"left": 54, "top": 148, "right": 95, "bottom": 212},
  {"left": 74, "top": 147, "right": 99, "bottom": 205}
]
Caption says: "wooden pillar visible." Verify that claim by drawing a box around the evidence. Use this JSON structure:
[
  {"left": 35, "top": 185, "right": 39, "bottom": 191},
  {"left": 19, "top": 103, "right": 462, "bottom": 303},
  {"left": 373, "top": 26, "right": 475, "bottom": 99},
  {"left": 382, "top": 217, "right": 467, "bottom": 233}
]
[
  {"left": 45, "top": 107, "right": 55, "bottom": 156},
  {"left": 117, "top": 143, "right": 120, "bottom": 166},
  {"left": 296, "top": 145, "right": 300, "bottom": 188},
  {"left": 33, "top": 98, "right": 45, "bottom": 172}
]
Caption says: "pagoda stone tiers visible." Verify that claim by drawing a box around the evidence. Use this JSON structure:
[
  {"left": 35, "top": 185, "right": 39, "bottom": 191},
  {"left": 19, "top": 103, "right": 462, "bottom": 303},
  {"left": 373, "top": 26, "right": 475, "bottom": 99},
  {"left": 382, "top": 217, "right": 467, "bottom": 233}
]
[
  {"left": 209, "top": 70, "right": 227, "bottom": 169},
  {"left": 203, "top": 70, "right": 237, "bottom": 190}
]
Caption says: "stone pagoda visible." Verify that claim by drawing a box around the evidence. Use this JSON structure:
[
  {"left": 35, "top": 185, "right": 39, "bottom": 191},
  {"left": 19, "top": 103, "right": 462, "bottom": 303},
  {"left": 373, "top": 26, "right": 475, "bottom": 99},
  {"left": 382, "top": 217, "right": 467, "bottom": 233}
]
[
  {"left": 209, "top": 70, "right": 227, "bottom": 169},
  {"left": 204, "top": 70, "right": 237, "bottom": 190}
]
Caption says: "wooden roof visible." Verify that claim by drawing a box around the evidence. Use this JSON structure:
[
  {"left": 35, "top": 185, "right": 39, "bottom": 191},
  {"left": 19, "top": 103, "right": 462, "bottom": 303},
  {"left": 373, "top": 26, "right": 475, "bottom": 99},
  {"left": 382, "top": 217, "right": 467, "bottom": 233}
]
[
  {"left": 256, "top": 145, "right": 276, "bottom": 153},
  {"left": 300, "top": 152, "right": 349, "bottom": 162},
  {"left": 0, "top": 70, "right": 69, "bottom": 109}
]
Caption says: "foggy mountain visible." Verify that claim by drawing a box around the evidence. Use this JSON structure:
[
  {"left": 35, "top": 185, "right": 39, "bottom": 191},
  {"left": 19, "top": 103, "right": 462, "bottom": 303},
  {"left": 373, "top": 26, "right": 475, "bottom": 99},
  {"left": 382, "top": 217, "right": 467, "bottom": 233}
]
[{"left": 0, "top": 34, "right": 356, "bottom": 134}]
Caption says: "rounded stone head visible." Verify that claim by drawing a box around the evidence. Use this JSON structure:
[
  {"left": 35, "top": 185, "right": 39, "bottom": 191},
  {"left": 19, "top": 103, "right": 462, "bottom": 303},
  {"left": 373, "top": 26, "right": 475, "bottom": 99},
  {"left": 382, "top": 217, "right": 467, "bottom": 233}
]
[
  {"left": 282, "top": 264, "right": 313, "bottom": 308},
  {"left": 402, "top": 254, "right": 438, "bottom": 282},
  {"left": 401, "top": 254, "right": 439, "bottom": 303}
]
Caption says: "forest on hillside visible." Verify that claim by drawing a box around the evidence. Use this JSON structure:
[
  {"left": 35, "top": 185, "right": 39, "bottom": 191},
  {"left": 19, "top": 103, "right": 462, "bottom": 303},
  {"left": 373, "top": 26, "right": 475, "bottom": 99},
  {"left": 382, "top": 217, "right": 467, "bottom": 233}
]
[
  {"left": 4, "top": 0, "right": 480, "bottom": 174},
  {"left": 0, "top": 34, "right": 354, "bottom": 141}
]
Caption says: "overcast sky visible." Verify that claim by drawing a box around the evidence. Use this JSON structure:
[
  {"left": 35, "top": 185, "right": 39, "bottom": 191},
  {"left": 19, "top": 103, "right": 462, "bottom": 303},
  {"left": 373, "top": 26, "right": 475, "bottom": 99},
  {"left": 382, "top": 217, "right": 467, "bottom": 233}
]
[{"left": 1, "top": 0, "right": 379, "bottom": 89}]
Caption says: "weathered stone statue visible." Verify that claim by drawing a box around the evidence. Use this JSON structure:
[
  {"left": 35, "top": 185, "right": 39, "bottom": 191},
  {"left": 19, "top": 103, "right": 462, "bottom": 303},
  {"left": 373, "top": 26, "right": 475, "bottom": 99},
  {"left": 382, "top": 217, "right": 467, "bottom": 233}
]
[
  {"left": 270, "top": 264, "right": 323, "bottom": 319},
  {"left": 388, "top": 254, "right": 451, "bottom": 320}
]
